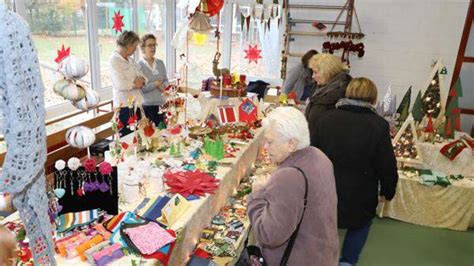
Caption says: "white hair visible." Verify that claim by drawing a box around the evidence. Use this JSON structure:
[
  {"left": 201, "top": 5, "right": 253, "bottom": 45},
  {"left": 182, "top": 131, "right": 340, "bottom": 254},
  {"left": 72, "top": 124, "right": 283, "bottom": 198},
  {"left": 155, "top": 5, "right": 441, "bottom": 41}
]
[{"left": 262, "top": 106, "right": 310, "bottom": 150}]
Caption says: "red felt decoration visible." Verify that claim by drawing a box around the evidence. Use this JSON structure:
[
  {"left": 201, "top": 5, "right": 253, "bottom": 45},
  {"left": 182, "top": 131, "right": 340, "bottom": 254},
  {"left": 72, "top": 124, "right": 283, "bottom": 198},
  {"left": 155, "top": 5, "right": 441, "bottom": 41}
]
[
  {"left": 440, "top": 140, "right": 467, "bottom": 161},
  {"left": 239, "top": 98, "right": 258, "bottom": 123},
  {"left": 112, "top": 11, "right": 125, "bottom": 33},
  {"left": 244, "top": 45, "right": 262, "bottom": 64},
  {"left": 163, "top": 170, "right": 219, "bottom": 198},
  {"left": 197, "top": 0, "right": 224, "bottom": 17},
  {"left": 143, "top": 123, "right": 155, "bottom": 137},
  {"left": 121, "top": 142, "right": 129, "bottom": 150},
  {"left": 424, "top": 116, "right": 434, "bottom": 133},
  {"left": 55, "top": 45, "right": 71, "bottom": 63}
]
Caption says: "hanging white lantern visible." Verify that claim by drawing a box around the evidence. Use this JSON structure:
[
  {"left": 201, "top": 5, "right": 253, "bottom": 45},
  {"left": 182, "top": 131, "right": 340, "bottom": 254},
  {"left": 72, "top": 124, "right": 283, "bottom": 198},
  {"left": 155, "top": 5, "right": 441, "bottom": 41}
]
[
  {"left": 53, "top": 79, "right": 86, "bottom": 101},
  {"left": 73, "top": 89, "right": 100, "bottom": 111},
  {"left": 65, "top": 126, "right": 96, "bottom": 148},
  {"left": 59, "top": 55, "right": 89, "bottom": 80}
]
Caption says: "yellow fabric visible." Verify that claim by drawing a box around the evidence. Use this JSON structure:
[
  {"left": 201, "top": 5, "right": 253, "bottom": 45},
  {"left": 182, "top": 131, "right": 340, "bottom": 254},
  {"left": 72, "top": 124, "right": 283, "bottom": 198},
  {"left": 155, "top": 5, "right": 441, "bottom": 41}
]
[{"left": 378, "top": 171, "right": 474, "bottom": 231}]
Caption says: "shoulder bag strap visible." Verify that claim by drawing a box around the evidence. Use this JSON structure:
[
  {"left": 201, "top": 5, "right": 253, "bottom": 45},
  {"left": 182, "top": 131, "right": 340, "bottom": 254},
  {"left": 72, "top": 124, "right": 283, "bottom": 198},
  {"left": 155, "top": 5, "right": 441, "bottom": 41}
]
[{"left": 280, "top": 166, "right": 308, "bottom": 266}]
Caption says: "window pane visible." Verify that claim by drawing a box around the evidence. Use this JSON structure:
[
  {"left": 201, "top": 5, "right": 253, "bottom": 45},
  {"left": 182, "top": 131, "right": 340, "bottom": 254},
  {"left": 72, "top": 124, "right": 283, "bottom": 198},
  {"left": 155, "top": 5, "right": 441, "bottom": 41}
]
[
  {"left": 97, "top": 0, "right": 134, "bottom": 88},
  {"left": 176, "top": 2, "right": 222, "bottom": 88},
  {"left": 138, "top": 0, "right": 166, "bottom": 64},
  {"left": 13, "top": 0, "right": 91, "bottom": 108},
  {"left": 230, "top": 4, "right": 281, "bottom": 80}
]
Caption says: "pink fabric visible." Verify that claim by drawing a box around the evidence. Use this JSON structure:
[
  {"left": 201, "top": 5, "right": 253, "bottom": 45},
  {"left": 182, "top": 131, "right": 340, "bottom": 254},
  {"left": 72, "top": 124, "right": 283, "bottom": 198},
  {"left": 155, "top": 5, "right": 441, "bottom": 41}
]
[{"left": 124, "top": 223, "right": 175, "bottom": 255}]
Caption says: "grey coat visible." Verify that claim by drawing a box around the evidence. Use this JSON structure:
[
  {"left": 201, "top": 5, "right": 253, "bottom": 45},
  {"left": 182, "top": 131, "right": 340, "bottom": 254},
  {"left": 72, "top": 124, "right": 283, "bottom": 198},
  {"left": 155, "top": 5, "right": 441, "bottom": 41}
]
[
  {"left": 138, "top": 58, "right": 169, "bottom": 106},
  {"left": 247, "top": 147, "right": 339, "bottom": 266},
  {"left": 282, "top": 63, "right": 316, "bottom": 100}
]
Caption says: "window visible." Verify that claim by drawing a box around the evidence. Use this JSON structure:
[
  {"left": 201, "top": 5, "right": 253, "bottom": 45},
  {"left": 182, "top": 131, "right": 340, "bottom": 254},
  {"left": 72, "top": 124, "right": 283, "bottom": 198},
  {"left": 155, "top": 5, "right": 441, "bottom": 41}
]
[
  {"left": 175, "top": 1, "right": 223, "bottom": 88},
  {"left": 97, "top": 0, "right": 134, "bottom": 89},
  {"left": 138, "top": 0, "right": 166, "bottom": 63},
  {"left": 230, "top": 3, "right": 281, "bottom": 81},
  {"left": 13, "top": 0, "right": 91, "bottom": 108}
]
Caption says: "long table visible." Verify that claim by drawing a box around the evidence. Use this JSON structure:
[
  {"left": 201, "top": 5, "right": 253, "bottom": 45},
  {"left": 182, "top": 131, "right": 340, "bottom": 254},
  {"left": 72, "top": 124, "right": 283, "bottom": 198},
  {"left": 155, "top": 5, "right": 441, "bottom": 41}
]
[{"left": 378, "top": 171, "right": 474, "bottom": 231}]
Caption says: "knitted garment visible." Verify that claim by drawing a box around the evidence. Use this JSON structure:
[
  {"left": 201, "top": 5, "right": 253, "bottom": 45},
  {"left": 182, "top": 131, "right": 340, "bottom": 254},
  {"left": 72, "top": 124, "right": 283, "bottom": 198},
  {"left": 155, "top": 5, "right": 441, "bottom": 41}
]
[{"left": 0, "top": 4, "right": 56, "bottom": 265}]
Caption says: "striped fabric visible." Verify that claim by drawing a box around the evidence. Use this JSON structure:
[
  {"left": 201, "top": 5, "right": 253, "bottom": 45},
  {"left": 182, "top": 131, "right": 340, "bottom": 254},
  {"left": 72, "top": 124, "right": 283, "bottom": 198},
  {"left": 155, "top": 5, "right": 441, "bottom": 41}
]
[{"left": 56, "top": 209, "right": 100, "bottom": 233}]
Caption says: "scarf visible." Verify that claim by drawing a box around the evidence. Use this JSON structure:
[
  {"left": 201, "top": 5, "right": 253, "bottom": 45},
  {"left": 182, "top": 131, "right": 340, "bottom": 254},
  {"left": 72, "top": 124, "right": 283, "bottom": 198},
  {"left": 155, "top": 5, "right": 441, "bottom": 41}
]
[{"left": 336, "top": 98, "right": 377, "bottom": 113}]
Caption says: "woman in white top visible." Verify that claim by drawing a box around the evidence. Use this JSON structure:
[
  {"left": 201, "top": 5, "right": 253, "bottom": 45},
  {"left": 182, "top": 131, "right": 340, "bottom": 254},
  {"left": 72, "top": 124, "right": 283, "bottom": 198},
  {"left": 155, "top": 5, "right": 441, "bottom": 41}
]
[{"left": 109, "top": 30, "right": 145, "bottom": 136}]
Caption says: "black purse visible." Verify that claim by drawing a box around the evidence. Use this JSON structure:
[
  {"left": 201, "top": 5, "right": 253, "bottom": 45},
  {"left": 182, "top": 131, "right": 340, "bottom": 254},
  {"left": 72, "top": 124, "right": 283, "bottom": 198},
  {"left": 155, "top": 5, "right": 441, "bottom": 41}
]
[{"left": 237, "top": 166, "right": 308, "bottom": 266}]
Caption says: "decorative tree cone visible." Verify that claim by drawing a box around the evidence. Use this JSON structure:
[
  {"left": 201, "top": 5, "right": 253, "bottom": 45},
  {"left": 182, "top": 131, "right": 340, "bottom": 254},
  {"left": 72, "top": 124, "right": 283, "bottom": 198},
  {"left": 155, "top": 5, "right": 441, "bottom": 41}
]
[
  {"left": 422, "top": 72, "right": 441, "bottom": 118},
  {"left": 393, "top": 124, "right": 418, "bottom": 159}
]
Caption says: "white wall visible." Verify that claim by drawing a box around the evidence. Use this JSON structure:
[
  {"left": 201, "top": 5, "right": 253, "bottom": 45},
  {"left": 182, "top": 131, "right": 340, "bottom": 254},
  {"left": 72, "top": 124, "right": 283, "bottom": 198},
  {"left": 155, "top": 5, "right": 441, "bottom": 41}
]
[{"left": 286, "top": 0, "right": 472, "bottom": 130}]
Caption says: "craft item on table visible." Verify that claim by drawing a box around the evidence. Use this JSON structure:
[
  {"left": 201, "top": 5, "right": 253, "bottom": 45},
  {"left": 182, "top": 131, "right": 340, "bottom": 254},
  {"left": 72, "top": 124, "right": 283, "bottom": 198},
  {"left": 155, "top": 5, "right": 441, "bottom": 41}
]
[
  {"left": 122, "top": 221, "right": 176, "bottom": 255},
  {"left": 65, "top": 125, "right": 96, "bottom": 148},
  {"left": 203, "top": 136, "right": 225, "bottom": 160},
  {"left": 239, "top": 98, "right": 258, "bottom": 123},
  {"left": 197, "top": 0, "right": 224, "bottom": 17},
  {"left": 418, "top": 170, "right": 451, "bottom": 187},
  {"left": 98, "top": 161, "right": 113, "bottom": 194},
  {"left": 84, "top": 241, "right": 110, "bottom": 265},
  {"left": 54, "top": 160, "right": 67, "bottom": 199},
  {"left": 209, "top": 79, "right": 247, "bottom": 97},
  {"left": 157, "top": 194, "right": 191, "bottom": 227},
  {"left": 56, "top": 209, "right": 100, "bottom": 233},
  {"left": 93, "top": 223, "right": 112, "bottom": 239},
  {"left": 163, "top": 170, "right": 220, "bottom": 198},
  {"left": 138, "top": 195, "right": 171, "bottom": 222},
  {"left": 73, "top": 88, "right": 100, "bottom": 111},
  {"left": 200, "top": 227, "right": 218, "bottom": 243},
  {"left": 92, "top": 242, "right": 124, "bottom": 266},
  {"left": 56, "top": 232, "right": 88, "bottom": 257},
  {"left": 218, "top": 105, "right": 237, "bottom": 124},
  {"left": 187, "top": 255, "right": 214, "bottom": 266},
  {"left": 16, "top": 246, "right": 34, "bottom": 265},
  {"left": 109, "top": 212, "right": 145, "bottom": 246},
  {"left": 439, "top": 139, "right": 467, "bottom": 161},
  {"left": 138, "top": 229, "right": 177, "bottom": 265},
  {"left": 122, "top": 172, "right": 142, "bottom": 204},
  {"left": 75, "top": 234, "right": 105, "bottom": 261},
  {"left": 164, "top": 158, "right": 184, "bottom": 169},
  {"left": 53, "top": 79, "right": 86, "bottom": 101},
  {"left": 58, "top": 55, "right": 89, "bottom": 80}
]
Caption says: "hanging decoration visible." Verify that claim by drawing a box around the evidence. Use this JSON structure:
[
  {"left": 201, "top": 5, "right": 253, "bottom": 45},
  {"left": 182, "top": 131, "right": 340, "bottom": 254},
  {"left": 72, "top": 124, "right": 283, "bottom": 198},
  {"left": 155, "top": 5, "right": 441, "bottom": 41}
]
[
  {"left": 112, "top": 11, "right": 125, "bottom": 33},
  {"left": 73, "top": 88, "right": 100, "bottom": 111},
  {"left": 53, "top": 79, "right": 86, "bottom": 101},
  {"left": 197, "top": 0, "right": 224, "bottom": 17},
  {"left": 55, "top": 44, "right": 71, "bottom": 63},
  {"left": 244, "top": 45, "right": 262, "bottom": 64},
  {"left": 189, "top": 11, "right": 213, "bottom": 33},
  {"left": 421, "top": 72, "right": 442, "bottom": 118},
  {"left": 65, "top": 126, "right": 96, "bottom": 149},
  {"left": 59, "top": 55, "right": 89, "bottom": 80},
  {"left": 192, "top": 32, "right": 208, "bottom": 46}
]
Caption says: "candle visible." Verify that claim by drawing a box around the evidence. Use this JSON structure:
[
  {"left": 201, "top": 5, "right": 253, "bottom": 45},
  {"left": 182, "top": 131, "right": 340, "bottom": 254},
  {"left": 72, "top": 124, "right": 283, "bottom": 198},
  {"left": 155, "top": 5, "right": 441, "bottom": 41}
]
[{"left": 219, "top": 75, "right": 223, "bottom": 99}]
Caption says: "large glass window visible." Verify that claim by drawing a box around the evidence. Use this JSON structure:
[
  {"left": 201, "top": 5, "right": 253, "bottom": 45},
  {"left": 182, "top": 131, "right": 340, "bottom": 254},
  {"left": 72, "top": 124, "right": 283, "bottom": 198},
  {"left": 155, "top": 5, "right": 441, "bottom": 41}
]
[
  {"left": 230, "top": 3, "right": 281, "bottom": 80},
  {"left": 13, "top": 0, "right": 91, "bottom": 108},
  {"left": 97, "top": 0, "right": 134, "bottom": 89},
  {"left": 175, "top": 0, "right": 222, "bottom": 88},
  {"left": 138, "top": 0, "right": 166, "bottom": 63}
]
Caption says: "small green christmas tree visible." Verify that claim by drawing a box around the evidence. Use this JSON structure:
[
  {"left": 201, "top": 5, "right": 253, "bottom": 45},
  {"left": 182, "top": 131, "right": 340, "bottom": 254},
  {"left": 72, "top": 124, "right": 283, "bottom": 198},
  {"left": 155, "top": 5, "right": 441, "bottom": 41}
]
[
  {"left": 396, "top": 86, "right": 412, "bottom": 123},
  {"left": 412, "top": 91, "right": 424, "bottom": 123}
]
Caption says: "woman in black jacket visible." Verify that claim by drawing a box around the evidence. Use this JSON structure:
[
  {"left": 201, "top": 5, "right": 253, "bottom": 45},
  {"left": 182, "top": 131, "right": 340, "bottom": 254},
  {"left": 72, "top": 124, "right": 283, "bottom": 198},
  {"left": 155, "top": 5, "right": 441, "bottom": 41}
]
[
  {"left": 311, "top": 78, "right": 398, "bottom": 266},
  {"left": 305, "top": 53, "right": 352, "bottom": 128}
]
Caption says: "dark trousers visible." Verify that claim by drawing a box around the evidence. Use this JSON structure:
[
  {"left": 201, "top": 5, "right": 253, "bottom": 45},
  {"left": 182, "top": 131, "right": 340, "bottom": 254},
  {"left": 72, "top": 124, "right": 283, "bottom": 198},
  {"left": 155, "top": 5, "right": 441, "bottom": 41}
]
[
  {"left": 340, "top": 220, "right": 372, "bottom": 265},
  {"left": 118, "top": 107, "right": 142, "bottom": 137},
  {"left": 143, "top": 105, "right": 164, "bottom": 127}
]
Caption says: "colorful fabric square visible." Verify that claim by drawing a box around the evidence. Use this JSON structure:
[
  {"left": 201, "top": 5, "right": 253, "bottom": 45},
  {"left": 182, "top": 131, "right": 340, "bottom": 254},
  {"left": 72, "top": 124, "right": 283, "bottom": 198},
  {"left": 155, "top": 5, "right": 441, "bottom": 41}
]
[
  {"left": 139, "top": 195, "right": 171, "bottom": 222},
  {"left": 92, "top": 243, "right": 124, "bottom": 266},
  {"left": 141, "top": 229, "right": 177, "bottom": 265},
  {"left": 110, "top": 212, "right": 144, "bottom": 246},
  {"left": 75, "top": 235, "right": 105, "bottom": 261},
  {"left": 85, "top": 241, "right": 110, "bottom": 265},
  {"left": 124, "top": 222, "right": 176, "bottom": 255},
  {"left": 104, "top": 212, "right": 126, "bottom": 232},
  {"left": 56, "top": 209, "right": 100, "bottom": 233}
]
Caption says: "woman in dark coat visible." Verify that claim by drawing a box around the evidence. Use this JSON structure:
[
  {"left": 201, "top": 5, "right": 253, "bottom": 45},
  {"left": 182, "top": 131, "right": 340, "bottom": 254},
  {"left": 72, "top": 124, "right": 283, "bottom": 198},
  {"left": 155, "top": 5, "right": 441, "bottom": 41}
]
[
  {"left": 311, "top": 77, "right": 398, "bottom": 266},
  {"left": 305, "top": 53, "right": 352, "bottom": 129}
]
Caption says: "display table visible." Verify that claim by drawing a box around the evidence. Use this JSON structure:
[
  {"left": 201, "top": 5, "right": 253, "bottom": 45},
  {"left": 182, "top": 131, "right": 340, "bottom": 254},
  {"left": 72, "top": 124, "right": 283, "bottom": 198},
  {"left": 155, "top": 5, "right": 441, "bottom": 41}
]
[{"left": 378, "top": 171, "right": 474, "bottom": 231}]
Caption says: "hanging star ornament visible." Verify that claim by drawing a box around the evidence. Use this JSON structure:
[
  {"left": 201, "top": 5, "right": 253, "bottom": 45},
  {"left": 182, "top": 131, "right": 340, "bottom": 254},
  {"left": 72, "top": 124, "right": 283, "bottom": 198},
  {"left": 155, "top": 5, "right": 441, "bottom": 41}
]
[
  {"left": 192, "top": 32, "right": 207, "bottom": 46},
  {"left": 55, "top": 45, "right": 71, "bottom": 63},
  {"left": 244, "top": 45, "right": 262, "bottom": 64},
  {"left": 112, "top": 11, "right": 125, "bottom": 33}
]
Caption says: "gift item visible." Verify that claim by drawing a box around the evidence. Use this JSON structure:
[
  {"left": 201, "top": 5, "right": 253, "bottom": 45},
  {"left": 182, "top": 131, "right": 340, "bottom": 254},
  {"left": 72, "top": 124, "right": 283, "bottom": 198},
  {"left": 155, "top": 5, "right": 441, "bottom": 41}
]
[
  {"left": 158, "top": 194, "right": 191, "bottom": 227},
  {"left": 75, "top": 234, "right": 105, "bottom": 261},
  {"left": 84, "top": 241, "right": 110, "bottom": 265},
  {"left": 440, "top": 140, "right": 467, "bottom": 161},
  {"left": 56, "top": 209, "right": 100, "bottom": 233},
  {"left": 123, "top": 222, "right": 176, "bottom": 255},
  {"left": 92, "top": 243, "right": 124, "bottom": 266},
  {"left": 218, "top": 105, "right": 237, "bottom": 124},
  {"left": 139, "top": 195, "right": 171, "bottom": 222},
  {"left": 239, "top": 98, "right": 258, "bottom": 123},
  {"left": 163, "top": 170, "right": 220, "bottom": 198}
]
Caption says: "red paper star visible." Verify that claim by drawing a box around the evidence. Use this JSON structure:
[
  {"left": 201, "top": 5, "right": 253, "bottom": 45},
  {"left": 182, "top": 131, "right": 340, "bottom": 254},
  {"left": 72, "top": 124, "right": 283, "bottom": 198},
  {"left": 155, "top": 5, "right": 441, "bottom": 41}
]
[
  {"left": 244, "top": 45, "right": 262, "bottom": 64},
  {"left": 55, "top": 44, "right": 71, "bottom": 63},
  {"left": 112, "top": 11, "right": 125, "bottom": 33},
  {"left": 163, "top": 170, "right": 219, "bottom": 198}
]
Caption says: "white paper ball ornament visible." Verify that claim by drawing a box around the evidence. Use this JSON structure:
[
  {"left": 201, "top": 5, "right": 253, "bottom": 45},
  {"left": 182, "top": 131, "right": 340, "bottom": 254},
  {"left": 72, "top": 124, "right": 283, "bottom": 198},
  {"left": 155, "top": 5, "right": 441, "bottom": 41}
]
[
  {"left": 73, "top": 89, "right": 100, "bottom": 111},
  {"left": 65, "top": 126, "right": 96, "bottom": 148},
  {"left": 59, "top": 55, "right": 89, "bottom": 80},
  {"left": 53, "top": 79, "right": 86, "bottom": 101}
]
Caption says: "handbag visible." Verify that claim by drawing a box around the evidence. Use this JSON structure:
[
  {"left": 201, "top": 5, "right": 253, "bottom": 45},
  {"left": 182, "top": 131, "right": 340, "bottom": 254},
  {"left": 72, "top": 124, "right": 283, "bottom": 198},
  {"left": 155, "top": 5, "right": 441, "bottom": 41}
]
[{"left": 236, "top": 166, "right": 308, "bottom": 266}]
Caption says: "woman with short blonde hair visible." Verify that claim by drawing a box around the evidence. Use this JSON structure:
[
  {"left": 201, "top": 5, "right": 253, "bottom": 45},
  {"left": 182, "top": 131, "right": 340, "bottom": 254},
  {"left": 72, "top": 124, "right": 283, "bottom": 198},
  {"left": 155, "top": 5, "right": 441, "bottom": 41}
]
[
  {"left": 311, "top": 77, "right": 398, "bottom": 265},
  {"left": 305, "top": 54, "right": 352, "bottom": 132}
]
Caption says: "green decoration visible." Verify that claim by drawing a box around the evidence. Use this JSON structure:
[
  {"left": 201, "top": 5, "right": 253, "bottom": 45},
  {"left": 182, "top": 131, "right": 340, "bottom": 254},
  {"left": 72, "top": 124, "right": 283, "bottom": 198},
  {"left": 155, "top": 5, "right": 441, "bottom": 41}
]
[
  {"left": 396, "top": 86, "right": 411, "bottom": 122},
  {"left": 158, "top": 121, "right": 166, "bottom": 130},
  {"left": 440, "top": 67, "right": 448, "bottom": 75},
  {"left": 170, "top": 143, "right": 177, "bottom": 156},
  {"left": 436, "top": 119, "right": 447, "bottom": 137},
  {"left": 412, "top": 91, "right": 424, "bottom": 123},
  {"left": 421, "top": 73, "right": 441, "bottom": 118}
]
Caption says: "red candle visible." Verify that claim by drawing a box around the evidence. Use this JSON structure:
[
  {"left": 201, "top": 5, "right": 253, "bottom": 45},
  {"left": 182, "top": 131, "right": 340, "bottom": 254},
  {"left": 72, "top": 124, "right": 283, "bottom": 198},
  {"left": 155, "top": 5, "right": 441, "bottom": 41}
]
[
  {"left": 223, "top": 74, "right": 232, "bottom": 87},
  {"left": 240, "top": 75, "right": 246, "bottom": 84}
]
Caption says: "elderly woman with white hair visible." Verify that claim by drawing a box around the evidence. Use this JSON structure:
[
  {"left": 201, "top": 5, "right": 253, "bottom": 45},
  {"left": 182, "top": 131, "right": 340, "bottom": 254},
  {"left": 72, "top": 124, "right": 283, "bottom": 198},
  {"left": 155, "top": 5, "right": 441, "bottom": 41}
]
[{"left": 246, "top": 107, "right": 339, "bottom": 266}]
